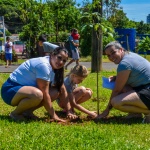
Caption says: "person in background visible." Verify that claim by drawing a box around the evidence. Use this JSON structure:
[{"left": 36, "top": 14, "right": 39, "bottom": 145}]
[
  {"left": 97, "top": 41, "right": 150, "bottom": 123},
  {"left": 1, "top": 47, "right": 77, "bottom": 122},
  {"left": 58, "top": 65, "right": 97, "bottom": 119},
  {"left": 38, "top": 34, "right": 58, "bottom": 56},
  {"left": 65, "top": 29, "right": 80, "bottom": 70},
  {"left": 4, "top": 37, "right": 13, "bottom": 68},
  {"left": 71, "top": 28, "right": 80, "bottom": 46}
]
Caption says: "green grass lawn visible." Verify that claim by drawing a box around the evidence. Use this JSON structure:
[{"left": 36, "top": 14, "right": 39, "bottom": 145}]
[
  {"left": 0, "top": 53, "right": 150, "bottom": 65},
  {"left": 0, "top": 71, "right": 150, "bottom": 149}
]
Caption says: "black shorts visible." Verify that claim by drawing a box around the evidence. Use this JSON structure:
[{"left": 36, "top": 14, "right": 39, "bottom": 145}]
[{"left": 133, "top": 84, "right": 150, "bottom": 110}]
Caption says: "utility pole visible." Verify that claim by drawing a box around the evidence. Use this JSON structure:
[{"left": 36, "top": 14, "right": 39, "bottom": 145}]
[
  {"left": 0, "top": 16, "right": 6, "bottom": 51},
  {"left": 2, "top": 16, "right": 6, "bottom": 44}
]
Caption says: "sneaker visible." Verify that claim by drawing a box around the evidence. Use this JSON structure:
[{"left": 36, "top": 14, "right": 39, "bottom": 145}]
[
  {"left": 124, "top": 113, "right": 143, "bottom": 119},
  {"left": 142, "top": 114, "right": 150, "bottom": 123},
  {"left": 23, "top": 112, "right": 39, "bottom": 120},
  {"left": 10, "top": 112, "right": 25, "bottom": 121}
]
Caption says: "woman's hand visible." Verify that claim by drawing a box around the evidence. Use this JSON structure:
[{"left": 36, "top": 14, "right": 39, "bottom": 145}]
[
  {"left": 67, "top": 112, "right": 78, "bottom": 120},
  {"left": 96, "top": 108, "right": 110, "bottom": 119},
  {"left": 53, "top": 115, "right": 66, "bottom": 123},
  {"left": 109, "top": 76, "right": 116, "bottom": 82},
  {"left": 88, "top": 111, "right": 98, "bottom": 119}
]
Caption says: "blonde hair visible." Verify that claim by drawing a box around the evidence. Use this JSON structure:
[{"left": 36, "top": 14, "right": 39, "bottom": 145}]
[{"left": 68, "top": 65, "right": 88, "bottom": 78}]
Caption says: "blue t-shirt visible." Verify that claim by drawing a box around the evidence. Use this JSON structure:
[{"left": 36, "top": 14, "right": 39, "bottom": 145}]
[
  {"left": 10, "top": 56, "right": 54, "bottom": 87},
  {"left": 68, "top": 35, "right": 77, "bottom": 51},
  {"left": 117, "top": 52, "right": 150, "bottom": 87},
  {"left": 64, "top": 76, "right": 77, "bottom": 93}
]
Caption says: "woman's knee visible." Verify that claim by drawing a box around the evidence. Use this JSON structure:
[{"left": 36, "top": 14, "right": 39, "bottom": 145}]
[
  {"left": 32, "top": 89, "right": 43, "bottom": 101},
  {"left": 111, "top": 97, "right": 122, "bottom": 109}
]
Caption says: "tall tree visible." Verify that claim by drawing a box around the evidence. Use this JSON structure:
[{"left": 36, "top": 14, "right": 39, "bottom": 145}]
[
  {"left": 136, "top": 21, "right": 150, "bottom": 34},
  {"left": 46, "top": 0, "right": 81, "bottom": 41},
  {"left": 103, "top": 0, "right": 121, "bottom": 19},
  {"left": 18, "top": 0, "right": 54, "bottom": 57},
  {"left": 91, "top": 0, "right": 103, "bottom": 72},
  {"left": 0, "top": 0, "right": 23, "bottom": 33}
]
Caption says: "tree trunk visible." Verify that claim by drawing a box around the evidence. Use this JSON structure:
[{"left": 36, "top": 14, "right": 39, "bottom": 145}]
[{"left": 91, "top": 0, "right": 103, "bottom": 72}]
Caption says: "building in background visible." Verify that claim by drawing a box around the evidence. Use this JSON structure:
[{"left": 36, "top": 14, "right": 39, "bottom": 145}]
[
  {"left": 147, "top": 14, "right": 150, "bottom": 24},
  {"left": 115, "top": 28, "right": 136, "bottom": 52}
]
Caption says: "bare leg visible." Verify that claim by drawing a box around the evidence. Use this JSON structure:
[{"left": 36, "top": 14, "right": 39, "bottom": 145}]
[
  {"left": 65, "top": 59, "right": 75, "bottom": 70},
  {"left": 9, "top": 60, "right": 12, "bottom": 66},
  {"left": 73, "top": 86, "right": 92, "bottom": 104},
  {"left": 20, "top": 87, "right": 60, "bottom": 120},
  {"left": 75, "top": 59, "right": 79, "bottom": 65},
  {"left": 121, "top": 86, "right": 142, "bottom": 118},
  {"left": 23, "top": 87, "right": 60, "bottom": 119},
  {"left": 111, "top": 90, "right": 150, "bottom": 114},
  {"left": 5, "top": 60, "right": 9, "bottom": 68},
  {"left": 70, "top": 86, "right": 96, "bottom": 118},
  {"left": 10, "top": 86, "right": 43, "bottom": 120}
]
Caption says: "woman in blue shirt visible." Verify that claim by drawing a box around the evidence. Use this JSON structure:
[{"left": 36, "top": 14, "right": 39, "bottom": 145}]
[{"left": 1, "top": 47, "right": 77, "bottom": 122}]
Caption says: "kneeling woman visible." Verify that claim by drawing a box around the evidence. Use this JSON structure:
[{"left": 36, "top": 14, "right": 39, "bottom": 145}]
[
  {"left": 97, "top": 41, "right": 150, "bottom": 123},
  {"left": 1, "top": 47, "right": 76, "bottom": 122}
]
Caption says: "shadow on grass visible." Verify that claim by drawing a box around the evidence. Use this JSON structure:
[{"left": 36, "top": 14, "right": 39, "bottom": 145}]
[
  {"left": 93, "top": 116, "right": 143, "bottom": 125},
  {"left": 0, "top": 113, "right": 144, "bottom": 125},
  {"left": 46, "top": 111, "right": 144, "bottom": 125},
  {"left": 0, "top": 114, "right": 46, "bottom": 124}
]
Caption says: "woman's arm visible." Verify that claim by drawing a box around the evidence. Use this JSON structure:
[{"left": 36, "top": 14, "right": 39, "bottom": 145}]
[
  {"left": 97, "top": 70, "right": 131, "bottom": 119},
  {"left": 37, "top": 78, "right": 66, "bottom": 122}
]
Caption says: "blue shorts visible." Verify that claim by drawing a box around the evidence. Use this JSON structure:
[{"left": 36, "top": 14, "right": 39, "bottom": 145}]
[
  {"left": 5, "top": 53, "right": 12, "bottom": 60},
  {"left": 1, "top": 78, "right": 23, "bottom": 105}
]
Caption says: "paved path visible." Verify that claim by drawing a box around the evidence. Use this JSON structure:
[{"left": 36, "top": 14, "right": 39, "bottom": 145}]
[{"left": 0, "top": 62, "right": 117, "bottom": 73}]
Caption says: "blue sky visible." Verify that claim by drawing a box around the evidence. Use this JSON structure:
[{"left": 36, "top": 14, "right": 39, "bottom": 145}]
[{"left": 76, "top": 0, "right": 150, "bottom": 23}]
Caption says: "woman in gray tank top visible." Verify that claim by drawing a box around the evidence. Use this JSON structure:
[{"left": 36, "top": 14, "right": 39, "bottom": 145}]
[{"left": 97, "top": 41, "right": 150, "bottom": 123}]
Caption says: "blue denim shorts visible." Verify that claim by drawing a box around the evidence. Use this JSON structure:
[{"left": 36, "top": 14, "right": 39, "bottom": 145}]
[
  {"left": 1, "top": 78, "right": 23, "bottom": 105},
  {"left": 5, "top": 53, "right": 12, "bottom": 60}
]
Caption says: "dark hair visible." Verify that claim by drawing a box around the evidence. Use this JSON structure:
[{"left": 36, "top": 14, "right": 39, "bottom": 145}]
[
  {"left": 73, "top": 28, "right": 78, "bottom": 33},
  {"left": 38, "top": 34, "right": 47, "bottom": 42},
  {"left": 6, "top": 37, "right": 10, "bottom": 41},
  {"left": 51, "top": 47, "right": 68, "bottom": 91},
  {"left": 70, "top": 28, "right": 78, "bottom": 33}
]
